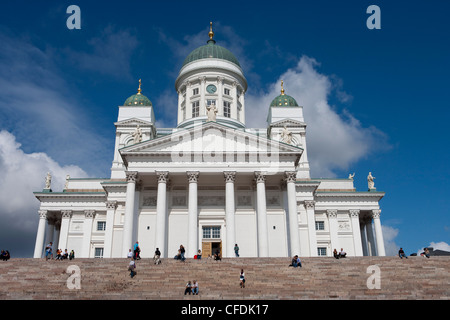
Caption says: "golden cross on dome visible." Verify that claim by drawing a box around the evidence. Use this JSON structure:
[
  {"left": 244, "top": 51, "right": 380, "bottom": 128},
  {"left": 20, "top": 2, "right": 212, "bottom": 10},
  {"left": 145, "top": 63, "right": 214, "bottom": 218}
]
[
  {"left": 209, "top": 21, "right": 214, "bottom": 40},
  {"left": 137, "top": 79, "right": 142, "bottom": 94},
  {"left": 281, "top": 80, "right": 285, "bottom": 95}
]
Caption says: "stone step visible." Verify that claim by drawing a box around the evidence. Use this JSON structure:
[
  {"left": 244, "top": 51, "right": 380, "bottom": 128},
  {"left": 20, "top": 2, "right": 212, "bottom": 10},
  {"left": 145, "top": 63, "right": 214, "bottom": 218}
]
[{"left": 0, "top": 257, "right": 448, "bottom": 300}]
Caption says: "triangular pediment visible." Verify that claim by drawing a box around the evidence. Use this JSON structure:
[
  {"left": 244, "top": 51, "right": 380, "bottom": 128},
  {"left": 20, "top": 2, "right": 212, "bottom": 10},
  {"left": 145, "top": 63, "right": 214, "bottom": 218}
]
[
  {"left": 119, "top": 121, "right": 303, "bottom": 169},
  {"left": 120, "top": 121, "right": 303, "bottom": 154},
  {"left": 270, "top": 118, "right": 306, "bottom": 128},
  {"left": 114, "top": 118, "right": 154, "bottom": 127}
]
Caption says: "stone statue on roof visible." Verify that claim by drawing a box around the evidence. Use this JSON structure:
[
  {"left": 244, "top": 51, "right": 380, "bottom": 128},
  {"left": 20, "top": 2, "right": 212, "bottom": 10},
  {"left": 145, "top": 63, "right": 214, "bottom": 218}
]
[
  {"left": 45, "top": 172, "right": 52, "bottom": 189},
  {"left": 367, "top": 172, "right": 375, "bottom": 190}
]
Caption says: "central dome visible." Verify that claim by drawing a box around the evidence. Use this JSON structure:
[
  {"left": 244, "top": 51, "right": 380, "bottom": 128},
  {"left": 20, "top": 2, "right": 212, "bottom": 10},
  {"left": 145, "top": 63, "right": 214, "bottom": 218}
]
[
  {"left": 182, "top": 23, "right": 240, "bottom": 68},
  {"left": 182, "top": 40, "right": 241, "bottom": 67}
]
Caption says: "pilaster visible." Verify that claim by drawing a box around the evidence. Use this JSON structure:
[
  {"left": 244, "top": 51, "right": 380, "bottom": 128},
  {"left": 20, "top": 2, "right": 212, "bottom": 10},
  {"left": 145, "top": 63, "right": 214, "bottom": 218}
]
[
  {"left": 255, "top": 171, "right": 269, "bottom": 257},
  {"left": 187, "top": 171, "right": 199, "bottom": 258},
  {"left": 224, "top": 171, "right": 236, "bottom": 257}
]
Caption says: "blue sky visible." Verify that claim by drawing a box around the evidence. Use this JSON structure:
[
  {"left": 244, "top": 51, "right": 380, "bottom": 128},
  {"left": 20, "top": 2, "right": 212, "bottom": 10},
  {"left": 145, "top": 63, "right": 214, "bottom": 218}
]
[{"left": 0, "top": 0, "right": 448, "bottom": 257}]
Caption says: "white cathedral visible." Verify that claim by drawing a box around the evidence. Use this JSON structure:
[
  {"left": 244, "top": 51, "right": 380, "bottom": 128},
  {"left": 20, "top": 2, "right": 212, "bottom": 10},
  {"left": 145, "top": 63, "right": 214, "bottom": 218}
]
[{"left": 33, "top": 24, "right": 386, "bottom": 259}]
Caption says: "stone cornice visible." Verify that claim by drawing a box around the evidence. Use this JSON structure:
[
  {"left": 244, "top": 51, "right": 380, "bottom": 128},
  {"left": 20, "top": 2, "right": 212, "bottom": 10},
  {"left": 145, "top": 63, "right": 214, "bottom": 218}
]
[
  {"left": 315, "top": 191, "right": 385, "bottom": 200},
  {"left": 33, "top": 192, "right": 106, "bottom": 202}
]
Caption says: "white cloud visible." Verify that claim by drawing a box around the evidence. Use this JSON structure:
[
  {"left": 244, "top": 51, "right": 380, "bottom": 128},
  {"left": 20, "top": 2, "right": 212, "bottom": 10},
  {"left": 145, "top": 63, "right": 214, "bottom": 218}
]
[
  {"left": 246, "top": 55, "right": 389, "bottom": 177},
  {"left": 417, "top": 241, "right": 450, "bottom": 255},
  {"left": 0, "top": 130, "right": 88, "bottom": 256},
  {"left": 381, "top": 225, "right": 400, "bottom": 256}
]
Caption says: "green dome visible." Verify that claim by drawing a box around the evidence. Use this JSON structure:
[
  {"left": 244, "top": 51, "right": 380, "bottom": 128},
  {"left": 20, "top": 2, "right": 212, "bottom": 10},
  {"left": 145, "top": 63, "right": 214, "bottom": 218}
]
[
  {"left": 124, "top": 80, "right": 152, "bottom": 106},
  {"left": 124, "top": 93, "right": 152, "bottom": 106},
  {"left": 270, "top": 94, "right": 299, "bottom": 107},
  {"left": 182, "top": 39, "right": 241, "bottom": 68},
  {"left": 270, "top": 81, "right": 299, "bottom": 107}
]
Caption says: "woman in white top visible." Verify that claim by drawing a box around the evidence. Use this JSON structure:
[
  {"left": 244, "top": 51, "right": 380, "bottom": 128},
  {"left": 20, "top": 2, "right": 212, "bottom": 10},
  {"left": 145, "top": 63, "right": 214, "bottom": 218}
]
[{"left": 239, "top": 269, "right": 245, "bottom": 288}]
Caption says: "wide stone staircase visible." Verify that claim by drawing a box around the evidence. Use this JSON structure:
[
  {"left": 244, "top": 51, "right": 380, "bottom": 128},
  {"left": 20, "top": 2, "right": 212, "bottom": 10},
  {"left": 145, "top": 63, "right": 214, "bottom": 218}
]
[{"left": 0, "top": 256, "right": 448, "bottom": 300}]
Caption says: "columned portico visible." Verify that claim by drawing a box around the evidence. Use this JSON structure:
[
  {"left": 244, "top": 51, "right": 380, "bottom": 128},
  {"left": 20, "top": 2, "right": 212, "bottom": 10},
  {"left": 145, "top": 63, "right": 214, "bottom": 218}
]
[
  {"left": 285, "top": 171, "right": 300, "bottom": 256},
  {"left": 255, "top": 171, "right": 269, "bottom": 257},
  {"left": 122, "top": 171, "right": 138, "bottom": 257},
  {"left": 155, "top": 171, "right": 169, "bottom": 257},
  {"left": 224, "top": 171, "right": 236, "bottom": 257},
  {"left": 187, "top": 171, "right": 199, "bottom": 258},
  {"left": 33, "top": 210, "right": 48, "bottom": 258}
]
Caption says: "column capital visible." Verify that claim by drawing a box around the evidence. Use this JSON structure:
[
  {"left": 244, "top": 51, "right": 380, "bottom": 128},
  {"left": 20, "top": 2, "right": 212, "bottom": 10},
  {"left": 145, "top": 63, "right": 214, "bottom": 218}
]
[
  {"left": 284, "top": 171, "right": 297, "bottom": 183},
  {"left": 156, "top": 171, "right": 169, "bottom": 183},
  {"left": 61, "top": 210, "right": 72, "bottom": 219},
  {"left": 349, "top": 209, "right": 361, "bottom": 218},
  {"left": 304, "top": 200, "right": 316, "bottom": 209},
  {"left": 326, "top": 209, "right": 338, "bottom": 218},
  {"left": 38, "top": 210, "right": 47, "bottom": 219},
  {"left": 84, "top": 210, "right": 96, "bottom": 219},
  {"left": 125, "top": 171, "right": 138, "bottom": 183},
  {"left": 106, "top": 200, "right": 118, "bottom": 210},
  {"left": 254, "top": 171, "right": 266, "bottom": 183},
  {"left": 224, "top": 171, "right": 236, "bottom": 183},
  {"left": 372, "top": 209, "right": 381, "bottom": 219},
  {"left": 187, "top": 171, "right": 199, "bottom": 183}
]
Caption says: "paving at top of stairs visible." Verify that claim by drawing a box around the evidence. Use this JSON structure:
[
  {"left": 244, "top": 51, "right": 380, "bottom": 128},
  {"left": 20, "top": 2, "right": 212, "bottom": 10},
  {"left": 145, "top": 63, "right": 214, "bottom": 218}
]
[{"left": 0, "top": 256, "right": 448, "bottom": 300}]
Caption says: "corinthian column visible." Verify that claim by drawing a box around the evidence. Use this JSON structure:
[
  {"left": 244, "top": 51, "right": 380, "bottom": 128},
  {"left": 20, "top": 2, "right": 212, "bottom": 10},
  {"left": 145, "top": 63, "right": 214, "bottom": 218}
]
[
  {"left": 187, "top": 171, "right": 199, "bottom": 258},
  {"left": 59, "top": 210, "right": 72, "bottom": 253},
  {"left": 224, "top": 171, "right": 236, "bottom": 257},
  {"left": 33, "top": 210, "right": 48, "bottom": 258},
  {"left": 155, "top": 171, "right": 169, "bottom": 257},
  {"left": 372, "top": 209, "right": 386, "bottom": 256},
  {"left": 349, "top": 210, "right": 363, "bottom": 256},
  {"left": 122, "top": 171, "right": 138, "bottom": 257},
  {"left": 255, "top": 171, "right": 269, "bottom": 257},
  {"left": 285, "top": 171, "right": 300, "bottom": 256}
]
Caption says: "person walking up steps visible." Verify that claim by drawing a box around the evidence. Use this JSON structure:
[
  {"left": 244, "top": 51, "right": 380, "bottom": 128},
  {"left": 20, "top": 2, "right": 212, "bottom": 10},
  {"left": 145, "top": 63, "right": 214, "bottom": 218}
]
[{"left": 239, "top": 269, "right": 245, "bottom": 288}]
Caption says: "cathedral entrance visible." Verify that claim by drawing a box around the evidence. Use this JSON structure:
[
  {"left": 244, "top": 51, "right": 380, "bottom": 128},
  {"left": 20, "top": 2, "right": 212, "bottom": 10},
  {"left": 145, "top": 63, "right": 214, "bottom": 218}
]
[
  {"left": 202, "top": 241, "right": 222, "bottom": 258},
  {"left": 201, "top": 225, "right": 222, "bottom": 258}
]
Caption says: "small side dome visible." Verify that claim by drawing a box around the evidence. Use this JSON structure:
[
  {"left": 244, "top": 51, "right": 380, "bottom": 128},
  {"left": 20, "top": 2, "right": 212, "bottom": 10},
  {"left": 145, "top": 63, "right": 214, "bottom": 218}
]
[
  {"left": 124, "top": 79, "right": 152, "bottom": 106},
  {"left": 270, "top": 80, "right": 299, "bottom": 107}
]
